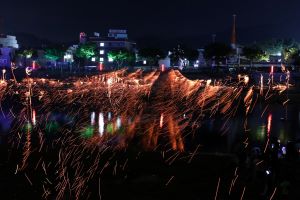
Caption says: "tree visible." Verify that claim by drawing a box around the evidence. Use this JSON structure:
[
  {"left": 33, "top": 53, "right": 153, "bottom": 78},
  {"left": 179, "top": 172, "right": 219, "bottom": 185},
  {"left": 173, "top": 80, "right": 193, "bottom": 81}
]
[
  {"left": 43, "top": 47, "right": 65, "bottom": 71},
  {"left": 108, "top": 49, "right": 135, "bottom": 69},
  {"left": 75, "top": 43, "right": 97, "bottom": 59},
  {"left": 75, "top": 43, "right": 97, "bottom": 67},
  {"left": 169, "top": 45, "right": 199, "bottom": 67},
  {"left": 44, "top": 47, "right": 64, "bottom": 62},
  {"left": 18, "top": 49, "right": 37, "bottom": 58},
  {"left": 184, "top": 48, "right": 199, "bottom": 62},
  {"left": 169, "top": 45, "right": 185, "bottom": 66},
  {"left": 138, "top": 48, "right": 166, "bottom": 66},
  {"left": 21, "top": 49, "right": 34, "bottom": 58},
  {"left": 286, "top": 49, "right": 300, "bottom": 65},
  {"left": 259, "top": 39, "right": 284, "bottom": 56},
  {"left": 17, "top": 49, "right": 38, "bottom": 66},
  {"left": 292, "top": 52, "right": 300, "bottom": 66},
  {"left": 243, "top": 45, "right": 266, "bottom": 67},
  {"left": 204, "top": 43, "right": 231, "bottom": 63},
  {"left": 283, "top": 47, "right": 299, "bottom": 63},
  {"left": 259, "top": 38, "right": 299, "bottom": 61}
]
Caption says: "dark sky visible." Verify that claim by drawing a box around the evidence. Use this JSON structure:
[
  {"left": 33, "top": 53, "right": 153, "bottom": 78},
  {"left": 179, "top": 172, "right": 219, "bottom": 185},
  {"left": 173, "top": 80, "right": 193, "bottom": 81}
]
[{"left": 1, "top": 0, "right": 300, "bottom": 47}]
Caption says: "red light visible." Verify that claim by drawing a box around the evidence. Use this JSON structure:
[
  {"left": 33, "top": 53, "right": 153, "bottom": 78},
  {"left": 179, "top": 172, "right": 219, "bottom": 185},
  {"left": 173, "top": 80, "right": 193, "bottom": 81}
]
[
  {"left": 270, "top": 66, "right": 274, "bottom": 74},
  {"left": 161, "top": 64, "right": 165, "bottom": 72},
  {"left": 99, "top": 63, "right": 104, "bottom": 71},
  {"left": 267, "top": 114, "right": 272, "bottom": 136},
  {"left": 32, "top": 61, "right": 36, "bottom": 70}
]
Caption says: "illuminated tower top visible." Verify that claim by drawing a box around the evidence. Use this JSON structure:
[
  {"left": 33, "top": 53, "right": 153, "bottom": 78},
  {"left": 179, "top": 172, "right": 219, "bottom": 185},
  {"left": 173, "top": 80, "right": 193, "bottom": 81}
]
[{"left": 231, "top": 14, "right": 237, "bottom": 49}]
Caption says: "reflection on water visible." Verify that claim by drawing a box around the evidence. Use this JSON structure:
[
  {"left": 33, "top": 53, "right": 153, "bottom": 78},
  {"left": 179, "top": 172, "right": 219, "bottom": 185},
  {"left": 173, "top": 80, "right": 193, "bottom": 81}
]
[
  {"left": 255, "top": 125, "right": 266, "bottom": 141},
  {"left": 267, "top": 113, "right": 272, "bottom": 136},
  {"left": 0, "top": 102, "right": 299, "bottom": 153},
  {"left": 81, "top": 112, "right": 129, "bottom": 139},
  {"left": 90, "top": 111, "right": 95, "bottom": 125},
  {"left": 1, "top": 103, "right": 300, "bottom": 152},
  {"left": 98, "top": 112, "right": 104, "bottom": 136},
  {"left": 248, "top": 103, "right": 297, "bottom": 147},
  {"left": 68, "top": 103, "right": 299, "bottom": 152},
  {"left": 32, "top": 109, "right": 36, "bottom": 126}
]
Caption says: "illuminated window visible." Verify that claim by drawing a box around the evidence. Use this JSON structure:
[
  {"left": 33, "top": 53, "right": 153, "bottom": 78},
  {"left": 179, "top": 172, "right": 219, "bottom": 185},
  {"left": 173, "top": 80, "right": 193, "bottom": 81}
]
[
  {"left": 108, "top": 57, "right": 113, "bottom": 62},
  {"left": 100, "top": 57, "right": 104, "bottom": 62},
  {"left": 143, "top": 60, "right": 147, "bottom": 65},
  {"left": 100, "top": 42, "right": 104, "bottom": 47},
  {"left": 100, "top": 50, "right": 104, "bottom": 54},
  {"left": 91, "top": 57, "right": 96, "bottom": 62}
]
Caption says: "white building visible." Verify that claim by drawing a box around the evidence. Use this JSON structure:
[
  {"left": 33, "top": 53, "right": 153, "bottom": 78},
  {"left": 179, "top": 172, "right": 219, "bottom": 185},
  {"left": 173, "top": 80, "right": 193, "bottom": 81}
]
[
  {"left": 0, "top": 35, "right": 19, "bottom": 49},
  {"left": 88, "top": 30, "right": 136, "bottom": 67},
  {"left": 195, "top": 48, "right": 206, "bottom": 67},
  {"left": 64, "top": 45, "right": 78, "bottom": 63},
  {"left": 0, "top": 34, "right": 19, "bottom": 67}
]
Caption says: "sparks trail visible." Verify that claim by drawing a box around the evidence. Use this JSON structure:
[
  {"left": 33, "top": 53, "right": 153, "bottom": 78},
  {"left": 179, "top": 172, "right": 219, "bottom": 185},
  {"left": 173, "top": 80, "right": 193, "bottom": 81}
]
[{"left": 0, "top": 69, "right": 291, "bottom": 199}]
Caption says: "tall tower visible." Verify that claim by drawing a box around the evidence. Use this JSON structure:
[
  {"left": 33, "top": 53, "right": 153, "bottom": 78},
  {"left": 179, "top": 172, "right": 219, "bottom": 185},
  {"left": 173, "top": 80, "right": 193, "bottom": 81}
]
[{"left": 231, "top": 14, "right": 237, "bottom": 49}]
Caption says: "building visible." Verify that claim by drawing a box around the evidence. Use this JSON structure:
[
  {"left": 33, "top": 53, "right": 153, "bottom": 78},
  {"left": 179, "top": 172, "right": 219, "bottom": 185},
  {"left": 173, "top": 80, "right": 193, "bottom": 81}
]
[
  {"left": 0, "top": 47, "right": 13, "bottom": 67},
  {"left": 195, "top": 48, "right": 206, "bottom": 67},
  {"left": 0, "top": 34, "right": 19, "bottom": 49},
  {"left": 82, "top": 29, "right": 136, "bottom": 68},
  {"left": 64, "top": 45, "right": 78, "bottom": 63},
  {"left": 0, "top": 34, "right": 19, "bottom": 68}
]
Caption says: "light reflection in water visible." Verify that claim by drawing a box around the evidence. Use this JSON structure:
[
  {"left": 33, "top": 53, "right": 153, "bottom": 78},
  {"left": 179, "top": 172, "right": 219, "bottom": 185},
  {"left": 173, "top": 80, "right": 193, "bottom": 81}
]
[
  {"left": 279, "top": 129, "right": 287, "bottom": 144},
  {"left": 108, "top": 112, "right": 112, "bottom": 121},
  {"left": 98, "top": 113, "right": 104, "bottom": 136},
  {"left": 160, "top": 113, "right": 164, "bottom": 128},
  {"left": 32, "top": 109, "right": 36, "bottom": 126},
  {"left": 255, "top": 125, "right": 266, "bottom": 141},
  {"left": 21, "top": 106, "right": 297, "bottom": 153},
  {"left": 267, "top": 114, "right": 272, "bottom": 136},
  {"left": 83, "top": 106, "right": 297, "bottom": 152},
  {"left": 116, "top": 116, "right": 121, "bottom": 130},
  {"left": 91, "top": 112, "right": 95, "bottom": 125},
  {"left": 83, "top": 111, "right": 186, "bottom": 151}
]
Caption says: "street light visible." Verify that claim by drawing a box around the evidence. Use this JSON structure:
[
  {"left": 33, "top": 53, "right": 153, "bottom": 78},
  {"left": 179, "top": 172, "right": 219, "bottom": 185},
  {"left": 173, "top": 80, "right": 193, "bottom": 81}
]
[{"left": 2, "top": 69, "right": 6, "bottom": 81}]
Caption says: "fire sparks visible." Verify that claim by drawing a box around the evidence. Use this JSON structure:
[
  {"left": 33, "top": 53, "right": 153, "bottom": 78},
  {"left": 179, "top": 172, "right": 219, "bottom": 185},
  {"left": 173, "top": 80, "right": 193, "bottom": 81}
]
[{"left": 0, "top": 68, "right": 292, "bottom": 199}]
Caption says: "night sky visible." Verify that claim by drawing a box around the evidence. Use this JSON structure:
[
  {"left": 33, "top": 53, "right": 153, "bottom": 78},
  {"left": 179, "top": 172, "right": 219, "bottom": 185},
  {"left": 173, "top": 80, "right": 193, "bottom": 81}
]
[{"left": 1, "top": 0, "right": 300, "bottom": 48}]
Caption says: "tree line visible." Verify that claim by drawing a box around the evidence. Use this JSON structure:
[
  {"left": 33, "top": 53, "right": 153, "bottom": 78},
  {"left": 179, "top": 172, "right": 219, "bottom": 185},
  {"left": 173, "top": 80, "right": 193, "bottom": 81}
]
[{"left": 13, "top": 38, "right": 300, "bottom": 69}]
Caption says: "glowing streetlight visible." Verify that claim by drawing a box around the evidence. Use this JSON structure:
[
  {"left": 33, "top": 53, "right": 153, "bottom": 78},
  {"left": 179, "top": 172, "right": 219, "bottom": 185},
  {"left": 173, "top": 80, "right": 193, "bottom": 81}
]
[
  {"left": 2, "top": 69, "right": 6, "bottom": 81},
  {"left": 270, "top": 65, "right": 274, "bottom": 86},
  {"left": 32, "top": 61, "right": 36, "bottom": 70},
  {"left": 260, "top": 74, "right": 264, "bottom": 96},
  {"left": 25, "top": 67, "right": 32, "bottom": 76},
  {"left": 244, "top": 75, "right": 249, "bottom": 85}
]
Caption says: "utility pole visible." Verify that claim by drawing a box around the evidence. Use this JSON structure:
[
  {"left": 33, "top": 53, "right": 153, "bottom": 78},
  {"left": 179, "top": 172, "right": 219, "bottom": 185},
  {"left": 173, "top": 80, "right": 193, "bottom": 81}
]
[
  {"left": 0, "top": 16, "right": 3, "bottom": 35},
  {"left": 212, "top": 34, "right": 216, "bottom": 43},
  {"left": 231, "top": 14, "right": 237, "bottom": 49}
]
